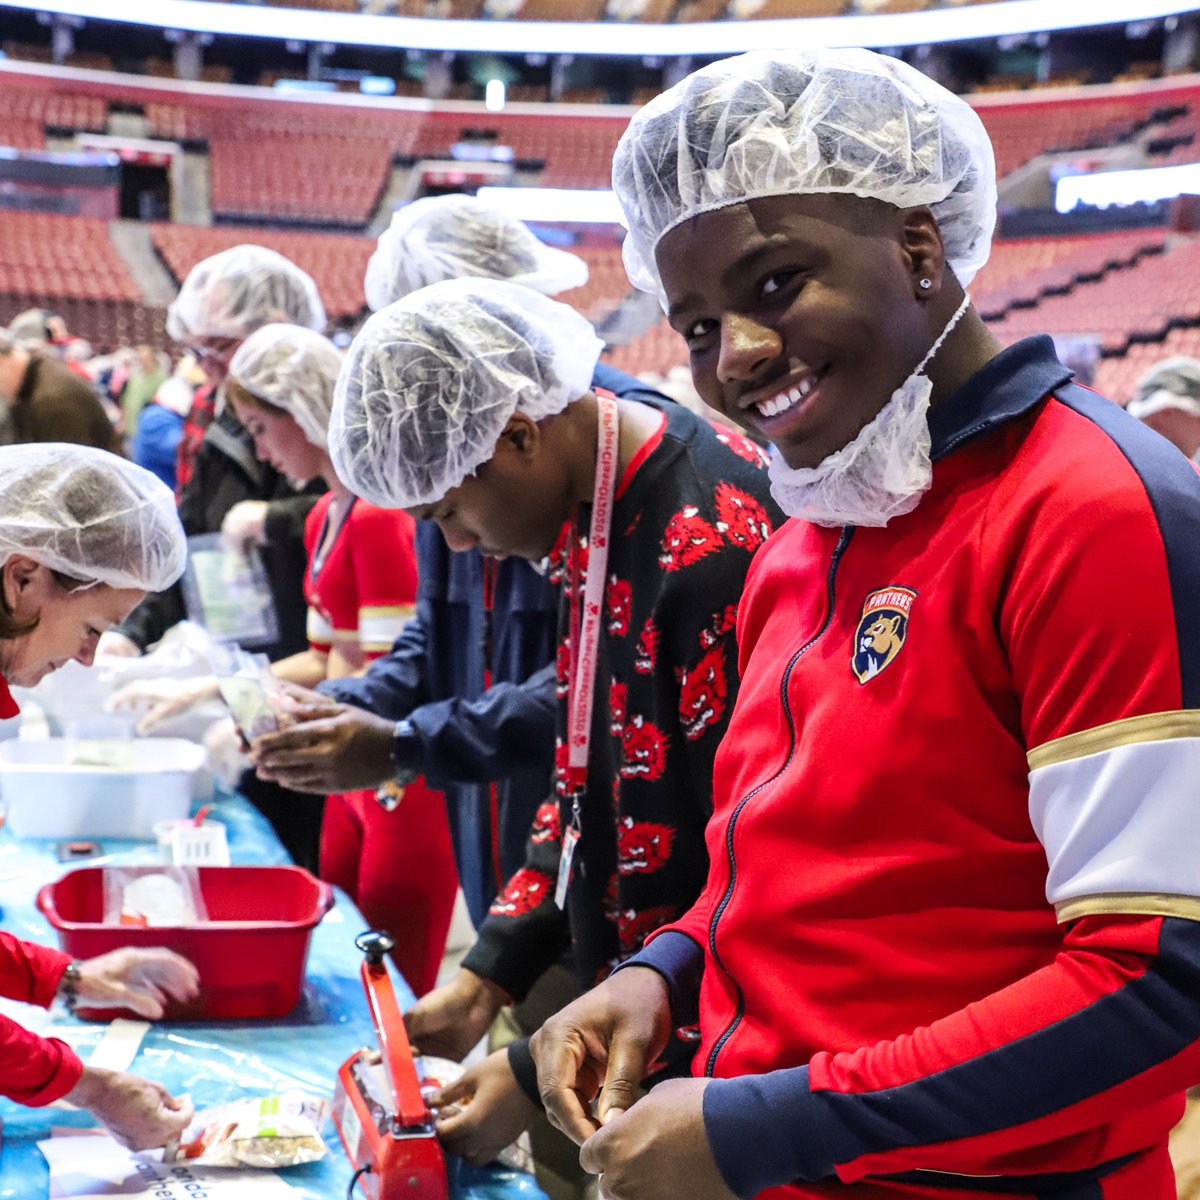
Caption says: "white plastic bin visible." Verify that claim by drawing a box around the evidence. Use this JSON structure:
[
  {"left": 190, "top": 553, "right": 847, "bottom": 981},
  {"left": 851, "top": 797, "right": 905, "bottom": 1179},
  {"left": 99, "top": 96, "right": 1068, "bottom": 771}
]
[{"left": 0, "top": 739, "right": 205, "bottom": 839}]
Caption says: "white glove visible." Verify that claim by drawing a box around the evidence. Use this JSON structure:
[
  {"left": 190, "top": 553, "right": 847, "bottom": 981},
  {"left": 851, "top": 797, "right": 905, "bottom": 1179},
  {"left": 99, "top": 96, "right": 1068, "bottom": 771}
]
[
  {"left": 97, "top": 631, "right": 142, "bottom": 658},
  {"left": 220, "top": 501, "right": 269, "bottom": 556},
  {"left": 203, "top": 716, "right": 250, "bottom": 792},
  {"left": 107, "top": 676, "right": 220, "bottom": 735}
]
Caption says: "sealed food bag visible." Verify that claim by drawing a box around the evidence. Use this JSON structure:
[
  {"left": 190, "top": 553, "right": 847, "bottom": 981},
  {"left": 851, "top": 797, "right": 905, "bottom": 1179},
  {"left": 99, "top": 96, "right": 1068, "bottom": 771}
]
[
  {"left": 173, "top": 1092, "right": 330, "bottom": 1168},
  {"left": 103, "top": 866, "right": 208, "bottom": 927}
]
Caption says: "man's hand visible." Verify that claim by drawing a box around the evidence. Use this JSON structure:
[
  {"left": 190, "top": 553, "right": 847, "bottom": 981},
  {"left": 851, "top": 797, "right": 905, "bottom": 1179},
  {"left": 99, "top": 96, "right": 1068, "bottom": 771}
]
[
  {"left": 531, "top": 966, "right": 671, "bottom": 1146},
  {"left": 65, "top": 1066, "right": 195, "bottom": 1151},
  {"left": 431, "top": 1050, "right": 535, "bottom": 1166},
  {"left": 249, "top": 703, "right": 396, "bottom": 793},
  {"left": 581, "top": 1079, "right": 735, "bottom": 1200},
  {"left": 75, "top": 947, "right": 201, "bottom": 1019},
  {"left": 404, "top": 968, "right": 507, "bottom": 1061}
]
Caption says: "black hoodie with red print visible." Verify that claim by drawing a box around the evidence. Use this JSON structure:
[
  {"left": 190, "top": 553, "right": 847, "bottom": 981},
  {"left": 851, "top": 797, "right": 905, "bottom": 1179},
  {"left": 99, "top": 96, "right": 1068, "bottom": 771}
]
[{"left": 460, "top": 400, "right": 781, "bottom": 1081}]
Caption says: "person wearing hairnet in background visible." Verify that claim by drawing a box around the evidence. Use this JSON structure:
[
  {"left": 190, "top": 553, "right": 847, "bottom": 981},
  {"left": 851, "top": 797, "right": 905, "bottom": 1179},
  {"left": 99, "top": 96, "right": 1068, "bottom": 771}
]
[
  {"left": 119, "top": 324, "right": 458, "bottom": 997},
  {"left": 1127, "top": 356, "right": 1200, "bottom": 463},
  {"left": 0, "top": 443, "right": 200, "bottom": 1151},
  {"left": 523, "top": 46, "right": 1200, "bottom": 1200},
  {"left": 304, "top": 276, "right": 778, "bottom": 1170},
  {"left": 101, "top": 245, "right": 330, "bottom": 870}
]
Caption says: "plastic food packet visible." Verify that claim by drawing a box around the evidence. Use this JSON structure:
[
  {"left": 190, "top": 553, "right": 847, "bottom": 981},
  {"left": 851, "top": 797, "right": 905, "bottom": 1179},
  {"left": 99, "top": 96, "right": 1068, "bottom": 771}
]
[
  {"left": 209, "top": 644, "right": 279, "bottom": 744},
  {"left": 172, "top": 1092, "right": 331, "bottom": 1168},
  {"left": 103, "top": 866, "right": 208, "bottom": 927}
]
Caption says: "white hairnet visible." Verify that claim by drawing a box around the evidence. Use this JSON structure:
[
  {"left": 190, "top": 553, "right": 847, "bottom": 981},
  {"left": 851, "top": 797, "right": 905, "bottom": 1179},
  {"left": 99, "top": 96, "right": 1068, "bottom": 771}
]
[
  {"left": 228, "top": 323, "right": 342, "bottom": 449},
  {"left": 330, "top": 278, "right": 604, "bottom": 508},
  {"left": 364, "top": 195, "right": 589, "bottom": 311},
  {"left": 166, "top": 245, "right": 326, "bottom": 343},
  {"left": 0, "top": 444, "right": 186, "bottom": 592},
  {"left": 613, "top": 46, "right": 997, "bottom": 305}
]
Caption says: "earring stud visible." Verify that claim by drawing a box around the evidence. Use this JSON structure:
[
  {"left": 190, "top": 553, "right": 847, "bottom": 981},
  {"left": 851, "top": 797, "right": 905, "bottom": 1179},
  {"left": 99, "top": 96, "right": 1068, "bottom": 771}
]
[{"left": 918, "top": 279, "right": 933, "bottom": 291}]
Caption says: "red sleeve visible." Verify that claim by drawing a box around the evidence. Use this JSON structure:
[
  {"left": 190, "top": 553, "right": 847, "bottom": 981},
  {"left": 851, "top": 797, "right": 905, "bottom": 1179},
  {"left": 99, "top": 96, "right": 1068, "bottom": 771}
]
[
  {"left": 701, "top": 398, "right": 1200, "bottom": 1194},
  {"left": 0, "top": 932, "right": 84, "bottom": 1106},
  {"left": 347, "top": 503, "right": 419, "bottom": 660}
]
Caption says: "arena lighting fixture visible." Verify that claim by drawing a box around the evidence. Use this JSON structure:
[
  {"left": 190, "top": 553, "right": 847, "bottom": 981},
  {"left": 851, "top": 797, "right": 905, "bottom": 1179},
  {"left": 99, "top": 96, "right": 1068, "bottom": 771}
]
[
  {"left": 485, "top": 79, "right": 506, "bottom": 112},
  {"left": 1055, "top": 161, "right": 1200, "bottom": 212},
  {"left": 476, "top": 186, "right": 623, "bottom": 224},
  {"left": 1, "top": 0, "right": 1197, "bottom": 56}
]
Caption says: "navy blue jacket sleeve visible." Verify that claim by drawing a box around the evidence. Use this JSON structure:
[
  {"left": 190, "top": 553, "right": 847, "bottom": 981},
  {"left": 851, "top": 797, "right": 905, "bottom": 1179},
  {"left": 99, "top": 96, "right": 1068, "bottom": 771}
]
[{"left": 404, "top": 663, "right": 557, "bottom": 790}]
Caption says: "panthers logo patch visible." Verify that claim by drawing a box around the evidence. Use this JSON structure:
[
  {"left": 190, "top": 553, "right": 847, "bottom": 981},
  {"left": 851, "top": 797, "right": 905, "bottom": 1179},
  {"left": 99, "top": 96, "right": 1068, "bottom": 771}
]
[{"left": 851, "top": 586, "right": 917, "bottom": 684}]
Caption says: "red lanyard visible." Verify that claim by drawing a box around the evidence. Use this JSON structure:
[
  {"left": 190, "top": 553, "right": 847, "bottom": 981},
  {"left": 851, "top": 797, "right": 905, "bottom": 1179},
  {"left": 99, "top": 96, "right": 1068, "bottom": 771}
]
[
  {"left": 564, "top": 392, "right": 620, "bottom": 798},
  {"left": 555, "top": 394, "right": 620, "bottom": 909}
]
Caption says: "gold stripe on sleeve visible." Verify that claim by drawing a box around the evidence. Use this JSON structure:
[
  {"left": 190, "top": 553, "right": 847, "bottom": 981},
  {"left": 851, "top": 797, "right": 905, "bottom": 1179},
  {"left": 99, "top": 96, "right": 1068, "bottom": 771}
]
[
  {"left": 359, "top": 605, "right": 416, "bottom": 619},
  {"left": 1056, "top": 892, "right": 1200, "bottom": 924},
  {"left": 1027, "top": 710, "right": 1200, "bottom": 771}
]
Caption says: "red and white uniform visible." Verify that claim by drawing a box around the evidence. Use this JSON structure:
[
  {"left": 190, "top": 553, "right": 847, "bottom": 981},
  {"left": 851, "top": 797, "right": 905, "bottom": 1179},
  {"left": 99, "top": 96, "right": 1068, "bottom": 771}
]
[
  {"left": 306, "top": 494, "right": 457, "bottom": 997},
  {"left": 632, "top": 337, "right": 1200, "bottom": 1200}
]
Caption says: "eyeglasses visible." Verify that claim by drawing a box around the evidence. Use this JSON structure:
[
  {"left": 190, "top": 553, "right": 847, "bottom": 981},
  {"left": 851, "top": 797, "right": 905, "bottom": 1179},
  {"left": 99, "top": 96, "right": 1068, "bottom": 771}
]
[{"left": 188, "top": 337, "right": 239, "bottom": 365}]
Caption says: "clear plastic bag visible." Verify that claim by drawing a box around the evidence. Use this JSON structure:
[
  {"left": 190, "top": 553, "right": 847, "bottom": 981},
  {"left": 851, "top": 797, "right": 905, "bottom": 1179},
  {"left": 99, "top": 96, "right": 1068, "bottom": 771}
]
[
  {"left": 171, "top": 1092, "right": 331, "bottom": 1168},
  {"left": 103, "top": 865, "right": 208, "bottom": 927}
]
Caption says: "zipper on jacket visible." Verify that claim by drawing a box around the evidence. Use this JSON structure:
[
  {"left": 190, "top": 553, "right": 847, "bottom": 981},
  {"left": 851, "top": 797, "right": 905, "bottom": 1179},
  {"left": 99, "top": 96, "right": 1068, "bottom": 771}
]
[{"left": 703, "top": 525, "right": 855, "bottom": 1077}]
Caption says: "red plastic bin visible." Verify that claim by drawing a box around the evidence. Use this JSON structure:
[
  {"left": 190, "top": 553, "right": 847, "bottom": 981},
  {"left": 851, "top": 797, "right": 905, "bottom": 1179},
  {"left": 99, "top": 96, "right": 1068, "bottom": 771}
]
[{"left": 37, "top": 865, "right": 334, "bottom": 1021}]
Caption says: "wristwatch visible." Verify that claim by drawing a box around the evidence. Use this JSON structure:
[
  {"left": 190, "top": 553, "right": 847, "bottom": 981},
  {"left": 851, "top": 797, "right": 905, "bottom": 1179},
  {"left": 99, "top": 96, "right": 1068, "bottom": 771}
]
[
  {"left": 390, "top": 719, "right": 421, "bottom": 787},
  {"left": 57, "top": 960, "right": 83, "bottom": 1009}
]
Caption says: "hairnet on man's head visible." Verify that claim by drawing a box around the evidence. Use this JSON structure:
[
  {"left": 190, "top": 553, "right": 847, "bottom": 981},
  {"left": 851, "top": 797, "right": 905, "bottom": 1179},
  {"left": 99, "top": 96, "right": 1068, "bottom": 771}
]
[
  {"left": 0, "top": 444, "right": 186, "bottom": 592},
  {"left": 363, "top": 195, "right": 590, "bottom": 311},
  {"left": 330, "top": 278, "right": 603, "bottom": 509},
  {"left": 613, "top": 46, "right": 997, "bottom": 306},
  {"left": 166, "top": 245, "right": 326, "bottom": 343},
  {"left": 228, "top": 323, "right": 342, "bottom": 449},
  {"left": 1128, "top": 356, "right": 1200, "bottom": 420}
]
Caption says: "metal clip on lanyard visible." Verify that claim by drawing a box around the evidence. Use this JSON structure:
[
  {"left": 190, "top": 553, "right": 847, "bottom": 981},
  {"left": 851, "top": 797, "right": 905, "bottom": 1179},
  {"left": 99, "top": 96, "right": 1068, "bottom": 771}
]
[{"left": 555, "top": 393, "right": 620, "bottom": 910}]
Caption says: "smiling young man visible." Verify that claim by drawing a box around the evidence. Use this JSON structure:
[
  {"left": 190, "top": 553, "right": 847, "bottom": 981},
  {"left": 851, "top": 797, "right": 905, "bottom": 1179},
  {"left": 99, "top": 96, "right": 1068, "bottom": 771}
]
[
  {"left": 528, "top": 46, "right": 1200, "bottom": 1200},
  {"left": 327, "top": 276, "right": 780, "bottom": 1165}
]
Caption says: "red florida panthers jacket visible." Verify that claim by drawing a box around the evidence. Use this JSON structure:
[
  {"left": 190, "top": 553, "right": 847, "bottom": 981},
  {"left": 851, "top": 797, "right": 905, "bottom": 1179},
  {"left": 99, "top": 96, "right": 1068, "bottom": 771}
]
[{"left": 630, "top": 336, "right": 1200, "bottom": 1200}]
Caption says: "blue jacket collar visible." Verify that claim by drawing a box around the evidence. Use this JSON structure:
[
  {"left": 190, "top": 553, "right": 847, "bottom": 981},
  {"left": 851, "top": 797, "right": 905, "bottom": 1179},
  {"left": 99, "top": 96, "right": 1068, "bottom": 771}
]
[{"left": 929, "top": 335, "right": 1075, "bottom": 461}]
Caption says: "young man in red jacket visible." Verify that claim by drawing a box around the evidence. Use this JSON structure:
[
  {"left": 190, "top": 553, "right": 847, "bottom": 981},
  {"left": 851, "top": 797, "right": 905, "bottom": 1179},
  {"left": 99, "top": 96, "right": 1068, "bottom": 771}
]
[{"left": 530, "top": 46, "right": 1200, "bottom": 1200}]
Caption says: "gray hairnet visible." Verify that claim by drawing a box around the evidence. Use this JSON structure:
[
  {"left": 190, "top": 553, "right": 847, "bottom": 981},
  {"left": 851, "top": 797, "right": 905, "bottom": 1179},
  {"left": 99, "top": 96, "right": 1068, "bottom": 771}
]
[
  {"left": 0, "top": 444, "right": 186, "bottom": 592},
  {"left": 166, "top": 245, "right": 326, "bottom": 343},
  {"left": 364, "top": 195, "right": 589, "bottom": 312},
  {"left": 613, "top": 46, "right": 997, "bottom": 306},
  {"left": 228, "top": 323, "right": 342, "bottom": 450},
  {"left": 330, "top": 277, "right": 604, "bottom": 509},
  {"left": 1128, "top": 356, "right": 1200, "bottom": 420}
]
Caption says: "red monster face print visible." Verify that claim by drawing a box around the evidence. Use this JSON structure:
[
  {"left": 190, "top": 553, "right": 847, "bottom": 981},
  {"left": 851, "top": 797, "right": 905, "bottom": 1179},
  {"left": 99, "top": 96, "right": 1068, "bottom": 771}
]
[
  {"left": 678, "top": 640, "right": 728, "bottom": 741},
  {"left": 715, "top": 428, "right": 770, "bottom": 467},
  {"left": 620, "top": 714, "right": 668, "bottom": 781},
  {"left": 617, "top": 904, "right": 678, "bottom": 954},
  {"left": 488, "top": 868, "right": 554, "bottom": 918},
  {"left": 554, "top": 738, "right": 569, "bottom": 796},
  {"left": 555, "top": 640, "right": 571, "bottom": 699},
  {"left": 603, "top": 873, "right": 619, "bottom": 923},
  {"left": 609, "top": 679, "right": 627, "bottom": 737},
  {"left": 659, "top": 506, "right": 721, "bottom": 571},
  {"left": 714, "top": 482, "right": 772, "bottom": 553},
  {"left": 617, "top": 815, "right": 675, "bottom": 874},
  {"left": 634, "top": 619, "right": 659, "bottom": 675},
  {"left": 530, "top": 800, "right": 561, "bottom": 845},
  {"left": 606, "top": 575, "right": 632, "bottom": 637}
]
